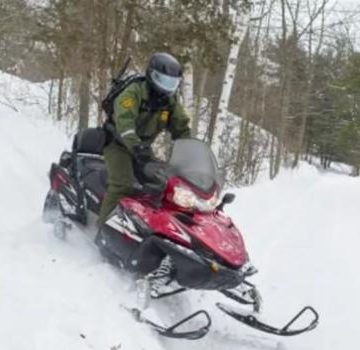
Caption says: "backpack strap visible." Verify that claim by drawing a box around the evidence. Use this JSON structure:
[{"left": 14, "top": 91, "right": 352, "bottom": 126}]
[{"left": 102, "top": 75, "right": 145, "bottom": 122}]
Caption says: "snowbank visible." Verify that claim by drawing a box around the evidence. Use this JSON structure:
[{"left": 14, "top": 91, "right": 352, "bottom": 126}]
[{"left": 226, "top": 164, "right": 360, "bottom": 350}]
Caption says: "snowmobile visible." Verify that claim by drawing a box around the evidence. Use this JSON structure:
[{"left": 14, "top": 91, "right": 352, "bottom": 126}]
[{"left": 42, "top": 128, "right": 319, "bottom": 340}]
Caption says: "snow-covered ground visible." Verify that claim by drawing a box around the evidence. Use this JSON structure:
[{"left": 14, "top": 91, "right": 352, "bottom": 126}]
[{"left": 1, "top": 72, "right": 359, "bottom": 350}]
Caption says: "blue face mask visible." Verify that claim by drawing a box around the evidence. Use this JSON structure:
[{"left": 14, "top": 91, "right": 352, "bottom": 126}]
[{"left": 150, "top": 70, "right": 181, "bottom": 94}]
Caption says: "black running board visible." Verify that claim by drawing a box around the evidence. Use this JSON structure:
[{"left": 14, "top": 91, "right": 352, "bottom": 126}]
[
  {"left": 128, "top": 308, "right": 211, "bottom": 340},
  {"left": 217, "top": 303, "right": 319, "bottom": 336}
]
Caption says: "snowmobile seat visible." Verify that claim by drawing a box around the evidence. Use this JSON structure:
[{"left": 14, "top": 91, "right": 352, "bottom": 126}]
[
  {"left": 71, "top": 128, "right": 163, "bottom": 196},
  {"left": 72, "top": 127, "right": 106, "bottom": 155},
  {"left": 82, "top": 166, "right": 108, "bottom": 196},
  {"left": 76, "top": 155, "right": 107, "bottom": 193},
  {"left": 72, "top": 127, "right": 108, "bottom": 193}
]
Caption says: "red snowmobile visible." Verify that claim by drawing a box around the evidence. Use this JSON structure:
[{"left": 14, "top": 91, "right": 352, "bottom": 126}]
[{"left": 42, "top": 128, "right": 319, "bottom": 340}]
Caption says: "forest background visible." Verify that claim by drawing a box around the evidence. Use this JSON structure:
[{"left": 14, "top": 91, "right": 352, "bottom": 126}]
[{"left": 1, "top": 0, "right": 360, "bottom": 184}]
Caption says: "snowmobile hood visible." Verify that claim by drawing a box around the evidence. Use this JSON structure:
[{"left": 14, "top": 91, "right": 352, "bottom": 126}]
[
  {"left": 121, "top": 197, "right": 246, "bottom": 268},
  {"left": 187, "top": 211, "right": 246, "bottom": 268}
]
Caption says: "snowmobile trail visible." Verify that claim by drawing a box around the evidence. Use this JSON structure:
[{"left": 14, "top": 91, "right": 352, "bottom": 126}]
[{"left": 226, "top": 169, "right": 360, "bottom": 350}]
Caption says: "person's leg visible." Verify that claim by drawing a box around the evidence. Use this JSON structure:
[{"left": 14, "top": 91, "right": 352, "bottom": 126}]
[{"left": 98, "top": 143, "right": 134, "bottom": 223}]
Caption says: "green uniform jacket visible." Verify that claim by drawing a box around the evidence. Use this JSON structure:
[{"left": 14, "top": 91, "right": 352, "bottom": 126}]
[{"left": 112, "top": 80, "right": 191, "bottom": 150}]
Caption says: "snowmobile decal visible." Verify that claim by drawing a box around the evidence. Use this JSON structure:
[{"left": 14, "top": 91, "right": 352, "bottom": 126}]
[
  {"left": 105, "top": 213, "right": 143, "bottom": 242},
  {"left": 170, "top": 221, "right": 192, "bottom": 244},
  {"left": 85, "top": 188, "right": 100, "bottom": 205}
]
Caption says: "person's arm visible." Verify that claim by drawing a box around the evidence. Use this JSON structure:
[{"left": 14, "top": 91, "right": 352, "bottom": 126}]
[
  {"left": 169, "top": 102, "right": 191, "bottom": 139},
  {"left": 112, "top": 86, "right": 141, "bottom": 151}
]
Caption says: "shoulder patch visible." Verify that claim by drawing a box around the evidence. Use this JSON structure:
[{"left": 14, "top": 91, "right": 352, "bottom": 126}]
[
  {"left": 120, "top": 97, "right": 136, "bottom": 109},
  {"left": 160, "top": 110, "right": 169, "bottom": 123}
]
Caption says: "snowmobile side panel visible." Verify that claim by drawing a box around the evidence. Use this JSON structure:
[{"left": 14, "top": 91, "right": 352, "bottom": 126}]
[
  {"left": 96, "top": 222, "right": 140, "bottom": 269},
  {"left": 99, "top": 209, "right": 166, "bottom": 273},
  {"left": 48, "top": 163, "right": 87, "bottom": 224},
  {"left": 84, "top": 186, "right": 103, "bottom": 214}
]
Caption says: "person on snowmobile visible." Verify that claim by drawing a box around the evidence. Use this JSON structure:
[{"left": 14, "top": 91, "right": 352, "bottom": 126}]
[{"left": 98, "top": 52, "right": 191, "bottom": 223}]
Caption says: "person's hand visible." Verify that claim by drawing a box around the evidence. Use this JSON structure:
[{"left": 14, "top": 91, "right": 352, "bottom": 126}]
[
  {"left": 132, "top": 143, "right": 152, "bottom": 164},
  {"left": 143, "top": 161, "right": 167, "bottom": 183}
]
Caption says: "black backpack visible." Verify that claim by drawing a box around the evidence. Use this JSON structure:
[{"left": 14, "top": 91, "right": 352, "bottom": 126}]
[
  {"left": 102, "top": 75, "right": 145, "bottom": 121},
  {"left": 102, "top": 58, "right": 145, "bottom": 120},
  {"left": 101, "top": 58, "right": 145, "bottom": 146},
  {"left": 101, "top": 58, "right": 175, "bottom": 146}
]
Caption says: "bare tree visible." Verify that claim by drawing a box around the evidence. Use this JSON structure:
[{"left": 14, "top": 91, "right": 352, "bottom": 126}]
[
  {"left": 212, "top": 1, "right": 252, "bottom": 166},
  {"left": 292, "top": 0, "right": 329, "bottom": 167}
]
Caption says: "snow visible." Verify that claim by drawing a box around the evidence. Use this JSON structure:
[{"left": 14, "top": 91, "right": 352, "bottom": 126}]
[
  {"left": 227, "top": 165, "right": 360, "bottom": 349},
  {"left": 1, "top": 71, "right": 360, "bottom": 349}
]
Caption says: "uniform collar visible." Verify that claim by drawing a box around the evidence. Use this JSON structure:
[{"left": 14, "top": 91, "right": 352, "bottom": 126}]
[{"left": 140, "top": 80, "right": 176, "bottom": 107}]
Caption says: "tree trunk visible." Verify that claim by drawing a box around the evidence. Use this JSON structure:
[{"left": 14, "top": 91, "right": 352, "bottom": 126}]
[
  {"left": 182, "top": 61, "right": 194, "bottom": 130},
  {"left": 269, "top": 133, "right": 277, "bottom": 179},
  {"left": 116, "top": 2, "right": 135, "bottom": 73},
  {"left": 207, "top": 91, "right": 221, "bottom": 145},
  {"left": 273, "top": 0, "right": 289, "bottom": 177},
  {"left": 292, "top": 0, "right": 327, "bottom": 167},
  {"left": 77, "top": 0, "right": 94, "bottom": 130},
  {"left": 193, "top": 68, "right": 208, "bottom": 137},
  {"left": 211, "top": 4, "right": 251, "bottom": 165},
  {"left": 97, "top": 1, "right": 109, "bottom": 125},
  {"left": 292, "top": 80, "right": 311, "bottom": 167},
  {"left": 57, "top": 72, "right": 64, "bottom": 121},
  {"left": 48, "top": 79, "right": 54, "bottom": 116},
  {"left": 78, "top": 72, "right": 91, "bottom": 130},
  {"left": 274, "top": 82, "right": 289, "bottom": 176}
]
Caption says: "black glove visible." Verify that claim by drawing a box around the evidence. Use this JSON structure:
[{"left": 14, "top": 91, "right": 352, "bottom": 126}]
[{"left": 132, "top": 143, "right": 153, "bottom": 164}]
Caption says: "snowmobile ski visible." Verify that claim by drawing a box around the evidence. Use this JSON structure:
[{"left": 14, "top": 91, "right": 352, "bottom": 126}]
[
  {"left": 216, "top": 303, "right": 319, "bottom": 336},
  {"left": 125, "top": 307, "right": 211, "bottom": 340},
  {"left": 220, "top": 282, "right": 262, "bottom": 312}
]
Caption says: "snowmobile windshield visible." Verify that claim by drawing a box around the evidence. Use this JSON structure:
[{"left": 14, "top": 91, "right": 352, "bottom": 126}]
[{"left": 169, "top": 139, "right": 224, "bottom": 193}]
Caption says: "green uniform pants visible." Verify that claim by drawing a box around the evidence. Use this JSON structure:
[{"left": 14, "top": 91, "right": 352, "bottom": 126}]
[{"left": 98, "top": 142, "right": 135, "bottom": 223}]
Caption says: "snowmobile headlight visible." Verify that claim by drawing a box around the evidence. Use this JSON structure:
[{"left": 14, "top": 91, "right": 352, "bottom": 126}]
[
  {"left": 195, "top": 192, "right": 219, "bottom": 212},
  {"left": 172, "top": 186, "right": 197, "bottom": 209},
  {"left": 172, "top": 186, "right": 219, "bottom": 212}
]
